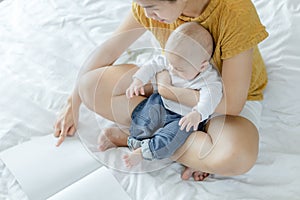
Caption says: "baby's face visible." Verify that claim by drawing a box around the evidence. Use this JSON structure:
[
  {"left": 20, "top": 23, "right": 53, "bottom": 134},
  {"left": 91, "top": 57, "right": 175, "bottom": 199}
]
[
  {"left": 165, "top": 38, "right": 209, "bottom": 80},
  {"left": 166, "top": 52, "right": 201, "bottom": 80}
]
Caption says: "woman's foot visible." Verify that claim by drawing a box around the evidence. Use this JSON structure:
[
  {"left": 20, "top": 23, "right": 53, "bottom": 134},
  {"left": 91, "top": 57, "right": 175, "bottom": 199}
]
[
  {"left": 123, "top": 148, "right": 143, "bottom": 168},
  {"left": 181, "top": 167, "right": 210, "bottom": 181},
  {"left": 98, "top": 127, "right": 128, "bottom": 151}
]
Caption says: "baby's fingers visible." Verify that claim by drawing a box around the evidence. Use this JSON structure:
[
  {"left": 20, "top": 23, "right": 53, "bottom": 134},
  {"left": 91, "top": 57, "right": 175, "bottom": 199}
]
[
  {"left": 193, "top": 124, "right": 198, "bottom": 131},
  {"left": 179, "top": 119, "right": 188, "bottom": 131},
  {"left": 126, "top": 88, "right": 130, "bottom": 98},
  {"left": 140, "top": 86, "right": 145, "bottom": 95},
  {"left": 178, "top": 117, "right": 185, "bottom": 126},
  {"left": 186, "top": 122, "right": 193, "bottom": 132},
  {"left": 126, "top": 87, "right": 134, "bottom": 98},
  {"left": 134, "top": 86, "right": 140, "bottom": 96}
]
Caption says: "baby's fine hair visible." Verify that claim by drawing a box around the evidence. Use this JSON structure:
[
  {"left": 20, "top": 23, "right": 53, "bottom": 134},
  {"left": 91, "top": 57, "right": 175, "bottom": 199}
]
[{"left": 165, "top": 22, "right": 213, "bottom": 61}]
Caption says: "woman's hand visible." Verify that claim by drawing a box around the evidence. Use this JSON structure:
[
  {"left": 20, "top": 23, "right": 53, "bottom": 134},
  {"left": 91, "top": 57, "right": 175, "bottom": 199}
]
[{"left": 54, "top": 98, "right": 79, "bottom": 146}]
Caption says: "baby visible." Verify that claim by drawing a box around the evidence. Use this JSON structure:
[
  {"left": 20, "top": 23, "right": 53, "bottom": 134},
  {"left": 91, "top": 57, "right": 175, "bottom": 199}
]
[{"left": 124, "top": 22, "right": 223, "bottom": 168}]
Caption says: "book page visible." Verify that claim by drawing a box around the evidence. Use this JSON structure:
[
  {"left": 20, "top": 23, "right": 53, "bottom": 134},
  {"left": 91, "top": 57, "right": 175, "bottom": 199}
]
[
  {"left": 48, "top": 166, "right": 131, "bottom": 200},
  {"left": 0, "top": 134, "right": 102, "bottom": 200}
]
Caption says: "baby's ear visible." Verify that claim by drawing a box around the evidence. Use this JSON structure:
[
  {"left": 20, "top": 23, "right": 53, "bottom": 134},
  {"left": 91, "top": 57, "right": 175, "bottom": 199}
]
[{"left": 199, "top": 61, "right": 209, "bottom": 72}]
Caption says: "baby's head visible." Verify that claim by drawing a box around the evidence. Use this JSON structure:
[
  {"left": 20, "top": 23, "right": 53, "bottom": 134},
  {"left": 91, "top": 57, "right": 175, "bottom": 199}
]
[{"left": 165, "top": 22, "right": 213, "bottom": 80}]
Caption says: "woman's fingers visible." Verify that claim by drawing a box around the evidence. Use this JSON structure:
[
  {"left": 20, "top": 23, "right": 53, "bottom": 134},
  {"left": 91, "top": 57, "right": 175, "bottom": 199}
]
[
  {"left": 54, "top": 128, "right": 61, "bottom": 138},
  {"left": 56, "top": 134, "right": 65, "bottom": 147},
  {"left": 56, "top": 121, "right": 66, "bottom": 146},
  {"left": 61, "top": 121, "right": 68, "bottom": 136},
  {"left": 54, "top": 126, "right": 61, "bottom": 138},
  {"left": 55, "top": 117, "right": 75, "bottom": 146},
  {"left": 54, "top": 98, "right": 79, "bottom": 147},
  {"left": 68, "top": 126, "right": 76, "bottom": 136},
  {"left": 55, "top": 125, "right": 76, "bottom": 147},
  {"left": 54, "top": 121, "right": 61, "bottom": 137}
]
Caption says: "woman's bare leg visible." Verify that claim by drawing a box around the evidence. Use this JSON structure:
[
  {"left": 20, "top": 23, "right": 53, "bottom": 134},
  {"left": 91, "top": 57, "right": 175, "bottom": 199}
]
[
  {"left": 172, "top": 115, "right": 259, "bottom": 179},
  {"left": 78, "top": 63, "right": 142, "bottom": 135},
  {"left": 78, "top": 64, "right": 146, "bottom": 125},
  {"left": 78, "top": 64, "right": 153, "bottom": 146},
  {"left": 78, "top": 64, "right": 259, "bottom": 179}
]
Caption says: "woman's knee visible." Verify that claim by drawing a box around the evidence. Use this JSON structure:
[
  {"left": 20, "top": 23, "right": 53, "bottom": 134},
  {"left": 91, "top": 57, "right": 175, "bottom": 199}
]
[
  {"left": 207, "top": 115, "right": 259, "bottom": 175},
  {"left": 78, "top": 68, "right": 107, "bottom": 110},
  {"left": 78, "top": 64, "right": 141, "bottom": 123}
]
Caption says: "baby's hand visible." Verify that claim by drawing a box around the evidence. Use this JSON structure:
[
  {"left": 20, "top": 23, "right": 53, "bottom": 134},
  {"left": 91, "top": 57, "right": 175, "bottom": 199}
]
[
  {"left": 126, "top": 78, "right": 145, "bottom": 98},
  {"left": 179, "top": 111, "right": 202, "bottom": 132}
]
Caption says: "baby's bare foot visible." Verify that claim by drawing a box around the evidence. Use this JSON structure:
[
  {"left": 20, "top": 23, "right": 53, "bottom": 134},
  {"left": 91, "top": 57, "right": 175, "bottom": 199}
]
[{"left": 123, "top": 149, "right": 143, "bottom": 168}]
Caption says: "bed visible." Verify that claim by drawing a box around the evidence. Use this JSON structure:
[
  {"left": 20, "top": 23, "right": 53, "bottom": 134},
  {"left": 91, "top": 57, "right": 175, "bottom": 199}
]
[{"left": 1, "top": 0, "right": 300, "bottom": 199}]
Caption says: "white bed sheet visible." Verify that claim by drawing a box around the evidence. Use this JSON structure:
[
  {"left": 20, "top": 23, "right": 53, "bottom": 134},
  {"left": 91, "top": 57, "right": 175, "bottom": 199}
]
[{"left": 1, "top": 0, "right": 300, "bottom": 199}]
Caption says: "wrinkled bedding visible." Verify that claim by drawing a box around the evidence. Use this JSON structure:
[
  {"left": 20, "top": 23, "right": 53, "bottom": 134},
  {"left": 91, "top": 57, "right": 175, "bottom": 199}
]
[{"left": 1, "top": 0, "right": 300, "bottom": 199}]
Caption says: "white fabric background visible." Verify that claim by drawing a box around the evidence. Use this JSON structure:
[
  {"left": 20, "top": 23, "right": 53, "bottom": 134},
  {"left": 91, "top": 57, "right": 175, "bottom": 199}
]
[{"left": 1, "top": 0, "right": 300, "bottom": 199}]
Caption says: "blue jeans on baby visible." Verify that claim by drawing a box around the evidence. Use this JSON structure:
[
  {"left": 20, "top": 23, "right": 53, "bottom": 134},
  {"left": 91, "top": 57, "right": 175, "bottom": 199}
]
[{"left": 128, "top": 93, "right": 207, "bottom": 160}]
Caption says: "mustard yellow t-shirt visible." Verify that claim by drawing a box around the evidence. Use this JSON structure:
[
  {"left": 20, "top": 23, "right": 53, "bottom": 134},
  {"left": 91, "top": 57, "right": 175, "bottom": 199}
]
[{"left": 132, "top": 0, "right": 269, "bottom": 100}]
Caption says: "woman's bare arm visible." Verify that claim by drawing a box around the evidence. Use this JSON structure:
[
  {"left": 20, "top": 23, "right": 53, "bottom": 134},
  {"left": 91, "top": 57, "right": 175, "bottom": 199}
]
[
  {"left": 83, "top": 12, "right": 146, "bottom": 74},
  {"left": 156, "top": 71, "right": 199, "bottom": 107},
  {"left": 215, "top": 48, "right": 253, "bottom": 115},
  {"left": 158, "top": 85, "right": 200, "bottom": 108},
  {"left": 72, "top": 11, "right": 146, "bottom": 110},
  {"left": 74, "top": 12, "right": 146, "bottom": 110},
  {"left": 55, "top": 12, "right": 146, "bottom": 145},
  {"left": 74, "top": 11, "right": 146, "bottom": 111}
]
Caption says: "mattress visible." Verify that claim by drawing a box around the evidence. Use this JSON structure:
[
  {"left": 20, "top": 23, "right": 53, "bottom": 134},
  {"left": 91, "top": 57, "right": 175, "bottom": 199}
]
[{"left": 1, "top": 0, "right": 300, "bottom": 199}]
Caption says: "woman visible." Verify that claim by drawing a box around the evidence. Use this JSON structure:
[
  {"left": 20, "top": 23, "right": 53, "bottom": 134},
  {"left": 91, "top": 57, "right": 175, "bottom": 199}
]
[{"left": 54, "top": 0, "right": 268, "bottom": 181}]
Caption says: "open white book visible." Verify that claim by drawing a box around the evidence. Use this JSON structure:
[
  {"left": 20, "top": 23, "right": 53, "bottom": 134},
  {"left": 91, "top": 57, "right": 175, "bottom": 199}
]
[{"left": 0, "top": 135, "right": 131, "bottom": 200}]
